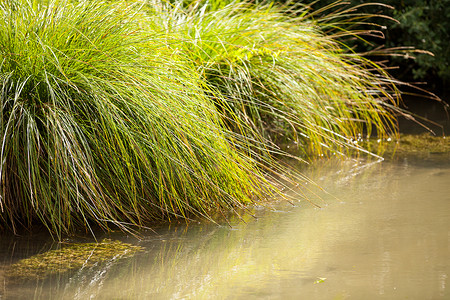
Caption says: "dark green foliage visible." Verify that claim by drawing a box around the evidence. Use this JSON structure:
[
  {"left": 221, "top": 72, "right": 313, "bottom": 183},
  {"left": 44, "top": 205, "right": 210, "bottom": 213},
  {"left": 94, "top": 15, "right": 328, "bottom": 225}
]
[
  {"left": 296, "top": 0, "right": 450, "bottom": 92},
  {"left": 388, "top": 0, "right": 450, "bottom": 85}
]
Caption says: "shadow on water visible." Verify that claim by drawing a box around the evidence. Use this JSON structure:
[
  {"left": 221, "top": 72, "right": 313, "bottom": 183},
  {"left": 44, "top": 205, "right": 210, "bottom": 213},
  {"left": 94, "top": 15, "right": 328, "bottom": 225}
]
[
  {"left": 398, "top": 95, "right": 450, "bottom": 135},
  {"left": 1, "top": 154, "right": 449, "bottom": 299}
]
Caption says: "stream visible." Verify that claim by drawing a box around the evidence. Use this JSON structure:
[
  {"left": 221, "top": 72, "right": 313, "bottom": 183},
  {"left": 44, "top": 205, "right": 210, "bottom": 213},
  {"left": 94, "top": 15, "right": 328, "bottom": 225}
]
[{"left": 1, "top": 153, "right": 449, "bottom": 299}]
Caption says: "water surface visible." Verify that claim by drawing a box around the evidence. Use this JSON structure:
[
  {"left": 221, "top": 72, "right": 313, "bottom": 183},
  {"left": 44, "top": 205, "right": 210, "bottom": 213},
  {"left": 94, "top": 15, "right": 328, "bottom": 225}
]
[{"left": 1, "top": 154, "right": 449, "bottom": 299}]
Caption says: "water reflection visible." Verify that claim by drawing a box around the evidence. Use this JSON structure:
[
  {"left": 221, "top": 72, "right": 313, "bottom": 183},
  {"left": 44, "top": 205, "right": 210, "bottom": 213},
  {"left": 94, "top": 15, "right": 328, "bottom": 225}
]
[{"left": 1, "top": 156, "right": 449, "bottom": 299}]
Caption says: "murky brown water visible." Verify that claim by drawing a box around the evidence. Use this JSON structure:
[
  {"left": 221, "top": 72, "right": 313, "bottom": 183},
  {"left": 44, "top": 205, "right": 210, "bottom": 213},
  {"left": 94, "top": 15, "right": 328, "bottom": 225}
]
[{"left": 1, "top": 154, "right": 449, "bottom": 299}]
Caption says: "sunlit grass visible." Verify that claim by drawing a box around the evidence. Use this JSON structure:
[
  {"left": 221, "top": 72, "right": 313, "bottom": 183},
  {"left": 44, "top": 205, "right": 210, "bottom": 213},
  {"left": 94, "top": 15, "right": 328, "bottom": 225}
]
[
  {"left": 0, "top": 0, "right": 277, "bottom": 238},
  {"left": 0, "top": 0, "right": 406, "bottom": 237},
  {"left": 148, "top": 0, "right": 401, "bottom": 157}
]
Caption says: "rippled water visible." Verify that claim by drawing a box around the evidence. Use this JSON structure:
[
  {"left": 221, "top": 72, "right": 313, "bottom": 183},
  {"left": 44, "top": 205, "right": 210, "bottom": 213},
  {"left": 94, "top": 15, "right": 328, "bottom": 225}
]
[{"left": 1, "top": 154, "right": 449, "bottom": 299}]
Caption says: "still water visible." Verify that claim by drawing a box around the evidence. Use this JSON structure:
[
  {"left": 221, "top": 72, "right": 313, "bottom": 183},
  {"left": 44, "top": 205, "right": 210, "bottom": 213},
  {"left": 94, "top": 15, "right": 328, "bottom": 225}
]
[{"left": 1, "top": 154, "right": 449, "bottom": 299}]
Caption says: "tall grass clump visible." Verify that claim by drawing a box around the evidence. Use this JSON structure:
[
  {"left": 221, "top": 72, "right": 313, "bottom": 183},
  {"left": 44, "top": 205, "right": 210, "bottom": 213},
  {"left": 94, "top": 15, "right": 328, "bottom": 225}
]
[
  {"left": 0, "top": 0, "right": 277, "bottom": 238},
  {"left": 148, "top": 0, "right": 401, "bottom": 157},
  {"left": 0, "top": 0, "right": 408, "bottom": 238}
]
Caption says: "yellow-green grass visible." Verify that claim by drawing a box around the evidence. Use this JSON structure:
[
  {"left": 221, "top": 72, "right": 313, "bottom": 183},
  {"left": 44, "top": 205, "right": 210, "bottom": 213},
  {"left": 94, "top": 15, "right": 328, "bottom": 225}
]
[
  {"left": 0, "top": 0, "right": 277, "bottom": 238},
  {"left": 0, "top": 0, "right": 407, "bottom": 238},
  {"left": 147, "top": 0, "right": 401, "bottom": 157}
]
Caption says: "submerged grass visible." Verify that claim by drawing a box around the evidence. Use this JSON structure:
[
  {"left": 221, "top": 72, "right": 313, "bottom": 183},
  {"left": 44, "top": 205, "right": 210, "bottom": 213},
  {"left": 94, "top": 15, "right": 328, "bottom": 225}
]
[
  {"left": 5, "top": 239, "right": 143, "bottom": 281},
  {"left": 0, "top": 0, "right": 407, "bottom": 238}
]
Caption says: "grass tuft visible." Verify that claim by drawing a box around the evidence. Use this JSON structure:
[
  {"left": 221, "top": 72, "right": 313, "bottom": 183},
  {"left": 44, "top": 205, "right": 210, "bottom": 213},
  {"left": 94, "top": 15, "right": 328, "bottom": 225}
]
[
  {"left": 0, "top": 0, "right": 275, "bottom": 238},
  {"left": 150, "top": 0, "right": 401, "bottom": 157},
  {"left": 0, "top": 0, "right": 406, "bottom": 238}
]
